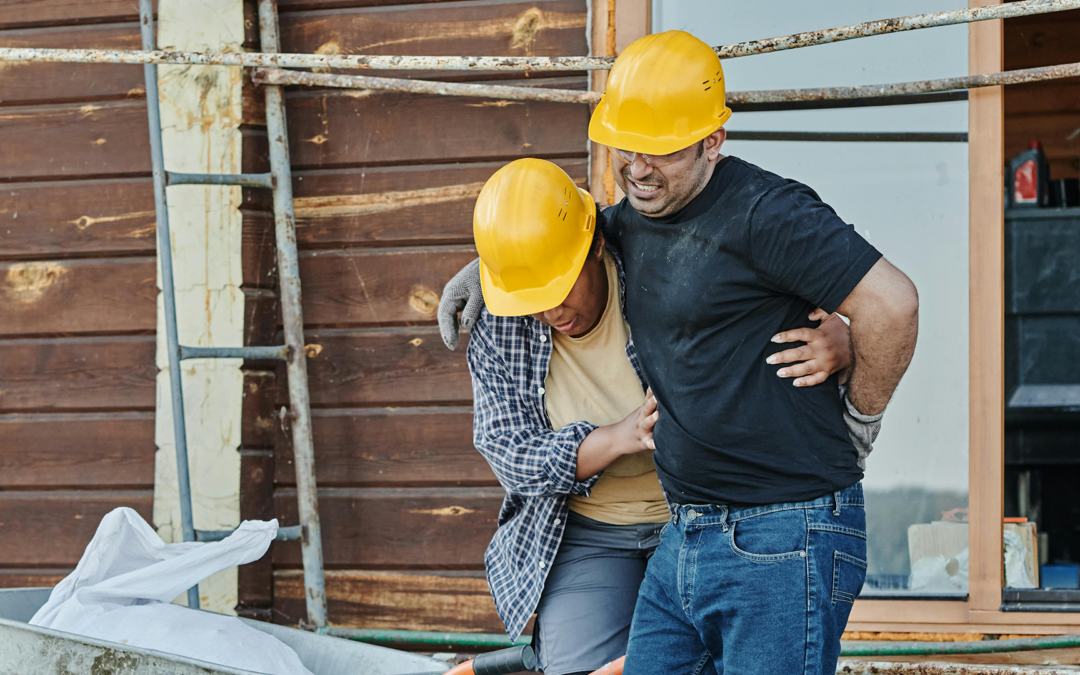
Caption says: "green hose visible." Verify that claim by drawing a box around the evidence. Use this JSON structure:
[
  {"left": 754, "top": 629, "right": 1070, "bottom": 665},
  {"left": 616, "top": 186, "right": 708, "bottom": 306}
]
[
  {"left": 320, "top": 627, "right": 1080, "bottom": 657},
  {"left": 841, "top": 633, "right": 1080, "bottom": 656},
  {"left": 317, "top": 627, "right": 532, "bottom": 649}
]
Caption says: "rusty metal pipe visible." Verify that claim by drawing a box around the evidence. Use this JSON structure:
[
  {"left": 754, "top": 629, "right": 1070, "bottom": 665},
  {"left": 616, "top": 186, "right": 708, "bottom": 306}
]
[
  {"left": 251, "top": 67, "right": 597, "bottom": 103},
  {"left": 837, "top": 662, "right": 1080, "bottom": 675},
  {"left": 138, "top": 0, "right": 200, "bottom": 612},
  {"left": 728, "top": 61, "right": 1080, "bottom": 104},
  {"left": 2, "top": 0, "right": 1078, "bottom": 71},
  {"left": 716, "top": 0, "right": 1080, "bottom": 59},
  {"left": 257, "top": 0, "right": 328, "bottom": 629},
  {"left": 253, "top": 61, "right": 1080, "bottom": 109}
]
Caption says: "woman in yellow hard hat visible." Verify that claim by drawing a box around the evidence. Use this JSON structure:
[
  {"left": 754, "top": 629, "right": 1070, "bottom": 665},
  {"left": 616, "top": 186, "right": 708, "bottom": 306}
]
[{"left": 464, "top": 158, "right": 860, "bottom": 675}]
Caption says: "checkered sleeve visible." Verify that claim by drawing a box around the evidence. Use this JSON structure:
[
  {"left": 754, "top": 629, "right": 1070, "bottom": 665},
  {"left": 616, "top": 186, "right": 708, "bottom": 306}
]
[{"left": 468, "top": 327, "right": 600, "bottom": 498}]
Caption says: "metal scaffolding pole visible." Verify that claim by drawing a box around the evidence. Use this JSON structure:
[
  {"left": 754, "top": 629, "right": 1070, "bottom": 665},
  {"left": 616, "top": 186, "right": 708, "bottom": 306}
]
[
  {"left": 251, "top": 60, "right": 1080, "bottom": 107},
  {"left": 138, "top": 0, "right": 200, "bottom": 611},
  {"left": 3, "top": 0, "right": 1078, "bottom": 72},
  {"left": 257, "top": 0, "right": 328, "bottom": 629}
]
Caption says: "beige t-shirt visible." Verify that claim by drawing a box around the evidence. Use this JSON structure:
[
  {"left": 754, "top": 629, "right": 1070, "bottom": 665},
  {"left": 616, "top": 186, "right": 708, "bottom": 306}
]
[{"left": 545, "top": 256, "right": 669, "bottom": 525}]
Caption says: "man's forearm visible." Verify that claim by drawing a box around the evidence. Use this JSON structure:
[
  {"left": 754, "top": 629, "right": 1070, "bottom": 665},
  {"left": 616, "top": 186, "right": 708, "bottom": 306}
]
[
  {"left": 838, "top": 258, "right": 920, "bottom": 416},
  {"left": 846, "top": 297, "right": 918, "bottom": 415},
  {"left": 576, "top": 425, "right": 628, "bottom": 480}
]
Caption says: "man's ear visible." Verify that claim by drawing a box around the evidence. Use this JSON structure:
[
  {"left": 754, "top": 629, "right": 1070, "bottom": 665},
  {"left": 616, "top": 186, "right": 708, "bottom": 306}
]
[
  {"left": 705, "top": 129, "right": 726, "bottom": 161},
  {"left": 593, "top": 231, "right": 606, "bottom": 257}
]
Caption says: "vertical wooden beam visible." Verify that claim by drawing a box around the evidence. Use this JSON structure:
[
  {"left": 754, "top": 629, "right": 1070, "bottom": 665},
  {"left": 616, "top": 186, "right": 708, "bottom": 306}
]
[
  {"left": 614, "top": 0, "right": 651, "bottom": 53},
  {"left": 588, "top": 0, "right": 651, "bottom": 207},
  {"left": 967, "top": 0, "right": 1005, "bottom": 614},
  {"left": 589, "top": 0, "right": 616, "bottom": 206}
]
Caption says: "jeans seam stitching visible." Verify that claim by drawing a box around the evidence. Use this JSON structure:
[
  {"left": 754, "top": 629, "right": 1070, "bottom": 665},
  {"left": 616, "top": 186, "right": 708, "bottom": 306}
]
[
  {"left": 676, "top": 525, "right": 685, "bottom": 613},
  {"left": 691, "top": 650, "right": 711, "bottom": 675},
  {"left": 805, "top": 509, "right": 812, "bottom": 612},
  {"left": 832, "top": 550, "right": 867, "bottom": 605},
  {"left": 835, "top": 550, "right": 868, "bottom": 569},
  {"left": 717, "top": 501, "right": 864, "bottom": 524},
  {"left": 693, "top": 502, "right": 865, "bottom": 528},
  {"left": 686, "top": 528, "right": 701, "bottom": 618},
  {"left": 809, "top": 524, "right": 867, "bottom": 539}
]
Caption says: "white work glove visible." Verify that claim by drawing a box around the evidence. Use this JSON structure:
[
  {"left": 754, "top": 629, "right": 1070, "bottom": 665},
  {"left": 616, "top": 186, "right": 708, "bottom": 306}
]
[
  {"left": 438, "top": 258, "right": 484, "bottom": 350},
  {"left": 839, "top": 385, "right": 883, "bottom": 471}
]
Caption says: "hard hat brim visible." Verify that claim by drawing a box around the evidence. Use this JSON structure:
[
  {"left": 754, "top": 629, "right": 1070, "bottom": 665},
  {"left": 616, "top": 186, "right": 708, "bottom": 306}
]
[
  {"left": 588, "top": 101, "right": 732, "bottom": 156},
  {"left": 479, "top": 189, "right": 597, "bottom": 318}
]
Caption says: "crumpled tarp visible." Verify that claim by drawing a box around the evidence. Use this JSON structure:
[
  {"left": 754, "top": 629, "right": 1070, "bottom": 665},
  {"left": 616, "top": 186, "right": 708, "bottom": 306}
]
[{"left": 30, "top": 507, "right": 313, "bottom": 675}]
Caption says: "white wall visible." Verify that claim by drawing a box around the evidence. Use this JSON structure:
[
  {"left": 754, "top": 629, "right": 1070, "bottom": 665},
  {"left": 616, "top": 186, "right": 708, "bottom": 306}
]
[
  {"left": 153, "top": 0, "right": 246, "bottom": 613},
  {"left": 654, "top": 1, "right": 970, "bottom": 495}
]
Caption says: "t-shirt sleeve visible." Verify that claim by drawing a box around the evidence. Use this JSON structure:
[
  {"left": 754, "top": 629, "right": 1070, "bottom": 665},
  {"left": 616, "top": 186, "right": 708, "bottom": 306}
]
[{"left": 748, "top": 180, "right": 882, "bottom": 314}]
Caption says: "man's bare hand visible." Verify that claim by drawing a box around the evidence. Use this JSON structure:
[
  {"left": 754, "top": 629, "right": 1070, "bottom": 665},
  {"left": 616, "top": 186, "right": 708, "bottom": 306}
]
[
  {"left": 768, "top": 309, "right": 852, "bottom": 387},
  {"left": 575, "top": 388, "right": 658, "bottom": 479},
  {"left": 614, "top": 387, "right": 658, "bottom": 452}
]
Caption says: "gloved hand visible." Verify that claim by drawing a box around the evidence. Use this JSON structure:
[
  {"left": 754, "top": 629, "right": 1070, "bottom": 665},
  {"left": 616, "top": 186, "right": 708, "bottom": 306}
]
[
  {"left": 438, "top": 258, "right": 484, "bottom": 350},
  {"left": 839, "top": 385, "right": 883, "bottom": 470}
]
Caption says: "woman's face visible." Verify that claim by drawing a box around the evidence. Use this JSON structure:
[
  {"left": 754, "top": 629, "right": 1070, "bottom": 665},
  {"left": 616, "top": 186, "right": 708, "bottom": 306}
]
[{"left": 531, "top": 236, "right": 608, "bottom": 338}]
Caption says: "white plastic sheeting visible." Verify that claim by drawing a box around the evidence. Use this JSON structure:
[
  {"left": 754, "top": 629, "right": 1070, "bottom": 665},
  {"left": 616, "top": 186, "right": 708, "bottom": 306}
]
[{"left": 30, "top": 508, "right": 312, "bottom": 675}]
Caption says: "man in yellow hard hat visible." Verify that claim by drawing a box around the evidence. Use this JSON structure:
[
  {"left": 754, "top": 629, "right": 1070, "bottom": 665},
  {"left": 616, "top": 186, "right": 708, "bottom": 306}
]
[
  {"left": 463, "top": 158, "right": 865, "bottom": 675},
  {"left": 440, "top": 30, "right": 918, "bottom": 675}
]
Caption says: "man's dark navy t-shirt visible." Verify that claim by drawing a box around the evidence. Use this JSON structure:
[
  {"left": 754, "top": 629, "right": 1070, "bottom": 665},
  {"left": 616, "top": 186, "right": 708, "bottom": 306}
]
[{"left": 604, "top": 156, "right": 882, "bottom": 506}]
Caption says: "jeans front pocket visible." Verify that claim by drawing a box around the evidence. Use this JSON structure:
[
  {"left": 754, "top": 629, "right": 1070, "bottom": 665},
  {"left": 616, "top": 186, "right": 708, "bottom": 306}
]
[
  {"left": 728, "top": 508, "right": 808, "bottom": 563},
  {"left": 831, "top": 550, "right": 867, "bottom": 604}
]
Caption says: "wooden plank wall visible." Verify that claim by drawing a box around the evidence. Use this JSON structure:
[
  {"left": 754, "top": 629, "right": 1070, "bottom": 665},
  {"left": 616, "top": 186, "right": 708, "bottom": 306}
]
[
  {"left": 1003, "top": 8, "right": 1080, "bottom": 182},
  {"left": 238, "top": 0, "right": 591, "bottom": 634},
  {"left": 0, "top": 1, "right": 158, "bottom": 588}
]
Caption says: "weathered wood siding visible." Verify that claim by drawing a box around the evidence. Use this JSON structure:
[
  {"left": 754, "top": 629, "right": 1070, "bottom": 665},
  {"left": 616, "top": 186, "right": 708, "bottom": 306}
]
[
  {"left": 239, "top": 0, "right": 590, "bottom": 634},
  {"left": 1004, "top": 9, "right": 1080, "bottom": 182},
  {"left": 0, "top": 2, "right": 156, "bottom": 588}
]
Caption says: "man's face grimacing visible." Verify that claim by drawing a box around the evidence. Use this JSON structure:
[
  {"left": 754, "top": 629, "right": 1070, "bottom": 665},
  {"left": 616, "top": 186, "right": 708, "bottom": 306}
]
[
  {"left": 531, "top": 235, "right": 608, "bottom": 338},
  {"left": 611, "top": 129, "right": 726, "bottom": 218}
]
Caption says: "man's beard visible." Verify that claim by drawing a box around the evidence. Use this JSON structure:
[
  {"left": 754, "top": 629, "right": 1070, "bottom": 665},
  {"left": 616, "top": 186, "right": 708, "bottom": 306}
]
[{"left": 621, "top": 168, "right": 669, "bottom": 214}]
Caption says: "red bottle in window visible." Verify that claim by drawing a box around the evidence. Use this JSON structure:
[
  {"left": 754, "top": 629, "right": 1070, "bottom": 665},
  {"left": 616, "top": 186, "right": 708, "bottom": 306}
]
[{"left": 1009, "top": 141, "right": 1050, "bottom": 208}]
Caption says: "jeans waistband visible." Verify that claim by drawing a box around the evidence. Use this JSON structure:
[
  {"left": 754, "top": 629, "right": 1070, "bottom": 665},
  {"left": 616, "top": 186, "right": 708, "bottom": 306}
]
[{"left": 672, "top": 482, "right": 863, "bottom": 526}]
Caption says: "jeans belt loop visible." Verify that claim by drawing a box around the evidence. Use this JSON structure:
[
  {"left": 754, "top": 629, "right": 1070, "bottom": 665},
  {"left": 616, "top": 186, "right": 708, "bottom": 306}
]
[
  {"left": 833, "top": 491, "right": 842, "bottom": 517},
  {"left": 720, "top": 505, "right": 730, "bottom": 533}
]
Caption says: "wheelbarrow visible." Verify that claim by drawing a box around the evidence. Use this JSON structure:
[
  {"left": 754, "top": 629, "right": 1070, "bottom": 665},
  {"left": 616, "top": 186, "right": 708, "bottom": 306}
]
[
  {"left": 0, "top": 586, "right": 628, "bottom": 675},
  {"left": 0, "top": 587, "right": 450, "bottom": 675}
]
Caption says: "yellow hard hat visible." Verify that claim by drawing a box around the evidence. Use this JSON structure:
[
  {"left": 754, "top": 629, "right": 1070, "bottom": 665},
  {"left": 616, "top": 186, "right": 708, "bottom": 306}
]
[
  {"left": 474, "top": 159, "right": 597, "bottom": 317},
  {"left": 589, "top": 30, "right": 732, "bottom": 156}
]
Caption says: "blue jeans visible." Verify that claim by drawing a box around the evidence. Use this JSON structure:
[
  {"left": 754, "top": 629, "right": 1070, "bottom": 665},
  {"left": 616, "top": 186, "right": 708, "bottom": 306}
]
[{"left": 624, "top": 483, "right": 867, "bottom": 675}]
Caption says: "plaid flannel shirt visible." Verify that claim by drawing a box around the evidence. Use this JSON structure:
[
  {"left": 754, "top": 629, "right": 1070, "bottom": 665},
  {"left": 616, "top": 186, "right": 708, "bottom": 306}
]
[{"left": 466, "top": 247, "right": 645, "bottom": 641}]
